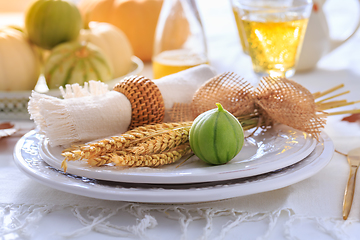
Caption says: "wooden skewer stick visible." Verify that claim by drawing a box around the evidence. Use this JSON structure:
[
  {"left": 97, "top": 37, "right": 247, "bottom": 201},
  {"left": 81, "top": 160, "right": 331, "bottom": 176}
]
[
  {"left": 317, "top": 101, "right": 360, "bottom": 111},
  {"left": 315, "top": 91, "right": 350, "bottom": 104},
  {"left": 316, "top": 100, "right": 347, "bottom": 108},
  {"left": 318, "top": 109, "right": 360, "bottom": 117},
  {"left": 313, "top": 84, "right": 345, "bottom": 99}
]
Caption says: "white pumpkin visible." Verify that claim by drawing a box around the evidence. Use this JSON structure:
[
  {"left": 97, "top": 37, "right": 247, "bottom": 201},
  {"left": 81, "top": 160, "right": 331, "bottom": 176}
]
[
  {"left": 0, "top": 27, "right": 41, "bottom": 91},
  {"left": 79, "top": 21, "right": 133, "bottom": 79}
]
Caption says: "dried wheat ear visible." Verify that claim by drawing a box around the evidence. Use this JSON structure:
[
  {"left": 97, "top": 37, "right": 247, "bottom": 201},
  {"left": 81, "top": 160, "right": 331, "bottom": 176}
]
[{"left": 61, "top": 122, "right": 193, "bottom": 172}]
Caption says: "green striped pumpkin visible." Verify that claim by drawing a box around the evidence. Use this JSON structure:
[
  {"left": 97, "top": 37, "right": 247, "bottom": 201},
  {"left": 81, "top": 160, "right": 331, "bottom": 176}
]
[
  {"left": 44, "top": 41, "right": 113, "bottom": 89},
  {"left": 25, "top": 0, "right": 82, "bottom": 50},
  {"left": 189, "top": 103, "right": 244, "bottom": 165}
]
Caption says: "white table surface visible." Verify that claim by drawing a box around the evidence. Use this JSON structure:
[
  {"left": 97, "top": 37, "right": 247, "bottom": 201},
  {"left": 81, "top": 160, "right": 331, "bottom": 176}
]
[{"left": 1, "top": 0, "right": 360, "bottom": 239}]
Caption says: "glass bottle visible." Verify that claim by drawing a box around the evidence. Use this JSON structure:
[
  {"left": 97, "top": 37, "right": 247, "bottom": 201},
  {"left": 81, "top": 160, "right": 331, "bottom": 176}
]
[{"left": 152, "top": 0, "right": 208, "bottom": 79}]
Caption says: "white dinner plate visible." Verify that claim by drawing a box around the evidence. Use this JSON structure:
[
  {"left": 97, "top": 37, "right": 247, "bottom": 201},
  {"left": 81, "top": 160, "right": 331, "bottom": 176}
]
[
  {"left": 39, "top": 124, "right": 317, "bottom": 184},
  {"left": 13, "top": 130, "right": 333, "bottom": 203}
]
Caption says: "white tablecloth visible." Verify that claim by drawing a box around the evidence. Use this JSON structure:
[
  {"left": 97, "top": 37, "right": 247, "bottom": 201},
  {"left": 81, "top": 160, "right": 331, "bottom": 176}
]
[{"left": 1, "top": 0, "right": 360, "bottom": 239}]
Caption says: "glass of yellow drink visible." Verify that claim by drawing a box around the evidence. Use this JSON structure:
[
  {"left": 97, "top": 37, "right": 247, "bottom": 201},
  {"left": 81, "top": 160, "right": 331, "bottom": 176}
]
[
  {"left": 153, "top": 49, "right": 208, "bottom": 79},
  {"left": 231, "top": 0, "right": 312, "bottom": 78},
  {"left": 232, "top": 6, "right": 249, "bottom": 54},
  {"left": 152, "top": 0, "right": 208, "bottom": 79}
]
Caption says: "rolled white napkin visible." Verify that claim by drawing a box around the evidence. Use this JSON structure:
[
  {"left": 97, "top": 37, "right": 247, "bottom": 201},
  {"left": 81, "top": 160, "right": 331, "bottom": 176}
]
[{"left": 28, "top": 65, "right": 216, "bottom": 146}]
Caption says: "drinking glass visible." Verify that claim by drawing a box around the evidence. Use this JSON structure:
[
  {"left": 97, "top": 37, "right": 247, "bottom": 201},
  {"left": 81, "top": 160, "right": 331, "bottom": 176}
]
[{"left": 231, "top": 0, "right": 313, "bottom": 78}]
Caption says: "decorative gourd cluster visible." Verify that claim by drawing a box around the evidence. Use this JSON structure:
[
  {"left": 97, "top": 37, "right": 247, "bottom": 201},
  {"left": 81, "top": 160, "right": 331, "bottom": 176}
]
[{"left": 0, "top": 0, "right": 144, "bottom": 91}]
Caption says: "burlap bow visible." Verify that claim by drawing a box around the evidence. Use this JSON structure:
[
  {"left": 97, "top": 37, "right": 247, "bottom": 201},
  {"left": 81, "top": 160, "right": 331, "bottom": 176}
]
[{"left": 170, "top": 72, "right": 327, "bottom": 139}]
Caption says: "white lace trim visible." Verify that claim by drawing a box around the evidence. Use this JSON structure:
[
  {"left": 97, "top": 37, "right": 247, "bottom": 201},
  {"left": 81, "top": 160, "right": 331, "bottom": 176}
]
[{"left": 0, "top": 203, "right": 353, "bottom": 239}]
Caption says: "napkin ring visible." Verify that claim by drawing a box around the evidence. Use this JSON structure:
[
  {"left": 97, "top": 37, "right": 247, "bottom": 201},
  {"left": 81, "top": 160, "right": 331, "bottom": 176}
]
[{"left": 113, "top": 75, "right": 165, "bottom": 130}]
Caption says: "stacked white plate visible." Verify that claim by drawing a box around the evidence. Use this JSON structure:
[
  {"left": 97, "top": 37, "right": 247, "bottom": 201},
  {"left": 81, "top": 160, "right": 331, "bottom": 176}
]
[{"left": 13, "top": 124, "right": 334, "bottom": 203}]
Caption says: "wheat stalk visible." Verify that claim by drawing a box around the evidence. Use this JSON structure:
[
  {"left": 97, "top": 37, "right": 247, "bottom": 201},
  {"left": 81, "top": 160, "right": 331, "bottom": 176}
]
[
  {"left": 111, "top": 143, "right": 192, "bottom": 167},
  {"left": 61, "top": 122, "right": 193, "bottom": 171},
  {"left": 62, "top": 122, "right": 192, "bottom": 160},
  {"left": 127, "top": 127, "right": 190, "bottom": 155},
  {"left": 70, "top": 143, "right": 192, "bottom": 168}
]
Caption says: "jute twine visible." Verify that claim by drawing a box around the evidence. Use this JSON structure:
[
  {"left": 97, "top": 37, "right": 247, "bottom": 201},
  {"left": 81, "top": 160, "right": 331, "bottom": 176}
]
[
  {"left": 113, "top": 75, "right": 165, "bottom": 130},
  {"left": 170, "top": 72, "right": 326, "bottom": 139}
]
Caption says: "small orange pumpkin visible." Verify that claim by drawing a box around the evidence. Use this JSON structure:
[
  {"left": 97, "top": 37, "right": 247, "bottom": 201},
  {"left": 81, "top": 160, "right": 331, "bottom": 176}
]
[{"left": 78, "top": 0, "right": 189, "bottom": 62}]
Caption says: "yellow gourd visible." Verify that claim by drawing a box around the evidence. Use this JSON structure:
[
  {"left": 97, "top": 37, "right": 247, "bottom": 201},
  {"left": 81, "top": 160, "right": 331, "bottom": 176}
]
[
  {"left": 0, "top": 27, "right": 41, "bottom": 91},
  {"left": 78, "top": 0, "right": 189, "bottom": 62},
  {"left": 79, "top": 21, "right": 133, "bottom": 79}
]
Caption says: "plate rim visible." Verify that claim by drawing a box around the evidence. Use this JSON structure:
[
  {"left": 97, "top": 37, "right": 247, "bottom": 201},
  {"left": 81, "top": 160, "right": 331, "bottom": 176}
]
[
  {"left": 13, "top": 130, "right": 334, "bottom": 203},
  {"left": 39, "top": 124, "right": 317, "bottom": 184}
]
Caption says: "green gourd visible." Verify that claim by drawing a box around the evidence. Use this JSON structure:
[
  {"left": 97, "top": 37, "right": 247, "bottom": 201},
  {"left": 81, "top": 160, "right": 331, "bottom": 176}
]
[
  {"left": 25, "top": 0, "right": 83, "bottom": 50},
  {"left": 189, "top": 103, "right": 244, "bottom": 165},
  {"left": 44, "top": 41, "right": 113, "bottom": 89}
]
